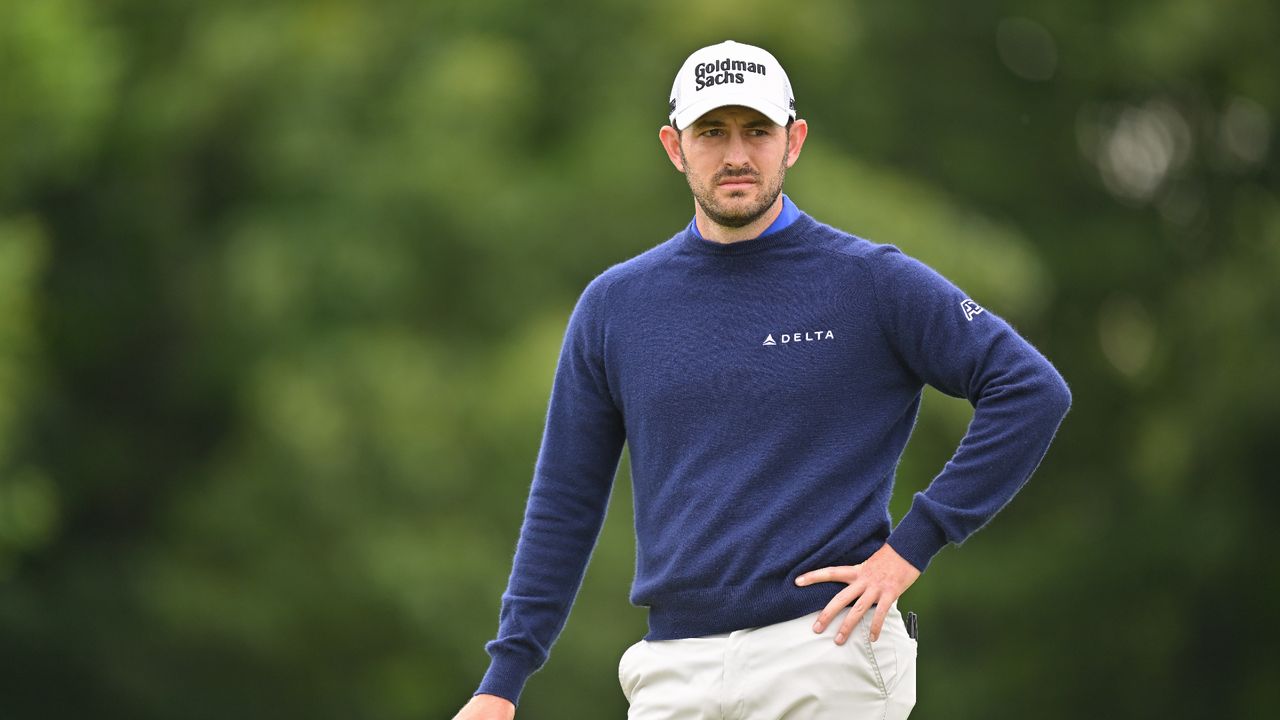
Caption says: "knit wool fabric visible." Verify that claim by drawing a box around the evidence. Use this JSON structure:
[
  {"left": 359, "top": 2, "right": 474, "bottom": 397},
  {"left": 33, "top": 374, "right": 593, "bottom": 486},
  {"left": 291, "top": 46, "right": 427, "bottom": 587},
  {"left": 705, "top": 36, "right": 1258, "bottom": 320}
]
[{"left": 476, "top": 209, "right": 1072, "bottom": 705}]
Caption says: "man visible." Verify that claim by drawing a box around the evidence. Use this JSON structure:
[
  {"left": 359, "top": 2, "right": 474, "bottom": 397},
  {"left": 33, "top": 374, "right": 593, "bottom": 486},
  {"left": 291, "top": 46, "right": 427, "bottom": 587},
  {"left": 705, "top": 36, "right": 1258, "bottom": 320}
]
[{"left": 454, "top": 40, "right": 1071, "bottom": 720}]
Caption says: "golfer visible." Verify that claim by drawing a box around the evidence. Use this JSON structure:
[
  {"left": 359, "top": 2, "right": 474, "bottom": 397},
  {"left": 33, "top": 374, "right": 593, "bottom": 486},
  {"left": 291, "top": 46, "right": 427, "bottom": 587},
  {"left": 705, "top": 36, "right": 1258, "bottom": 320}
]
[{"left": 453, "top": 39, "right": 1071, "bottom": 720}]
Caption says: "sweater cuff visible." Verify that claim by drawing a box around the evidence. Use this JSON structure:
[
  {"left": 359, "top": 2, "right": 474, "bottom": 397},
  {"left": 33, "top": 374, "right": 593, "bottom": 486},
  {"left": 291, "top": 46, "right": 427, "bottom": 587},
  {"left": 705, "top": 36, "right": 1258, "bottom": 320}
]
[
  {"left": 474, "top": 648, "right": 539, "bottom": 708},
  {"left": 886, "top": 507, "right": 950, "bottom": 573}
]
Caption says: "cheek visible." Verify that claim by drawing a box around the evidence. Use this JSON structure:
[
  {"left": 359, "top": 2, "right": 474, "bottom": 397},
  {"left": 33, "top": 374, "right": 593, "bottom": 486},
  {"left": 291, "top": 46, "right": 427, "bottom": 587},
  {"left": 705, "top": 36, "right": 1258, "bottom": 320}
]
[
  {"left": 758, "top": 149, "right": 787, "bottom": 174},
  {"left": 753, "top": 143, "right": 787, "bottom": 165},
  {"left": 683, "top": 154, "right": 719, "bottom": 180}
]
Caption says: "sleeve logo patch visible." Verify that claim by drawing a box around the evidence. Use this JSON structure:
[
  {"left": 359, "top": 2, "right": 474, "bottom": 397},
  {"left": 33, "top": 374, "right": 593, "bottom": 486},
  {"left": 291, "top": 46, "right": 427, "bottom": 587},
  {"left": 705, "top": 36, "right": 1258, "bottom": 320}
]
[{"left": 960, "top": 298, "right": 985, "bottom": 321}]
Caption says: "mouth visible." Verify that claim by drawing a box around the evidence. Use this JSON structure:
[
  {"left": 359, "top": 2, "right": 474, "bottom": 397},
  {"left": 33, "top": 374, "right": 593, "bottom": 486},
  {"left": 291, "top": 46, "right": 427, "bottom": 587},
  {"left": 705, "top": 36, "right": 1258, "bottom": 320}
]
[{"left": 717, "top": 177, "right": 758, "bottom": 191}]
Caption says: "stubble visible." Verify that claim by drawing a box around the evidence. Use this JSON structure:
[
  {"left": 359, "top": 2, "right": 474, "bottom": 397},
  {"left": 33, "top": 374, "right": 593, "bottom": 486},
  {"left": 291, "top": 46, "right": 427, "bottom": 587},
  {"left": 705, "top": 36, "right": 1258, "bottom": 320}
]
[{"left": 679, "top": 135, "right": 790, "bottom": 229}]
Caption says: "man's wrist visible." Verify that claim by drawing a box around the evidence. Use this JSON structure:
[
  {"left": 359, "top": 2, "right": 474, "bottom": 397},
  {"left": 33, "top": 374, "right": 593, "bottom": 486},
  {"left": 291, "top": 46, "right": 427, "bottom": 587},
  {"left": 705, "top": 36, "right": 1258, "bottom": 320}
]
[
  {"left": 886, "top": 508, "right": 948, "bottom": 573},
  {"left": 475, "top": 648, "right": 536, "bottom": 708}
]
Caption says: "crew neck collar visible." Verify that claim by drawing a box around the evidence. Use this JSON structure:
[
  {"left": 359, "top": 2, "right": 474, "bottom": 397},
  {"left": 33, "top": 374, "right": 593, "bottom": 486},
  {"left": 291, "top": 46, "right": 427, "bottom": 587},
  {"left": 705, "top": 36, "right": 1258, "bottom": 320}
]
[
  {"left": 679, "top": 197, "right": 815, "bottom": 256},
  {"left": 688, "top": 193, "right": 800, "bottom": 241}
]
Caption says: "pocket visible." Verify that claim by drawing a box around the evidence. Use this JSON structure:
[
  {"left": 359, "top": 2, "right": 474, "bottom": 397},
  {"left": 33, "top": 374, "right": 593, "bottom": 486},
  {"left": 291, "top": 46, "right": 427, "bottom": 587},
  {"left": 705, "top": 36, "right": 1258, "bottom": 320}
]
[
  {"left": 866, "top": 603, "right": 915, "bottom": 696},
  {"left": 866, "top": 636, "right": 897, "bottom": 696}
]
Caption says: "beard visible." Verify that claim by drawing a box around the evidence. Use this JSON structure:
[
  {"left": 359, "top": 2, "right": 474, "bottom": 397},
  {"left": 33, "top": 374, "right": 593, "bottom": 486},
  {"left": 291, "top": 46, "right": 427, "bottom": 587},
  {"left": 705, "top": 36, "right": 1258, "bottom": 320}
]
[{"left": 680, "top": 138, "right": 789, "bottom": 229}]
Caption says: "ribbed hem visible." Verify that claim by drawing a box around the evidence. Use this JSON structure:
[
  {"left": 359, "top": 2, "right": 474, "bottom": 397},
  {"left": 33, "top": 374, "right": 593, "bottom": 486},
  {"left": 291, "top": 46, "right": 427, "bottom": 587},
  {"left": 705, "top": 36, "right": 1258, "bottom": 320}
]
[
  {"left": 474, "top": 648, "right": 538, "bottom": 707},
  {"left": 645, "top": 582, "right": 839, "bottom": 640},
  {"left": 886, "top": 507, "right": 950, "bottom": 573},
  {"left": 640, "top": 534, "right": 884, "bottom": 639}
]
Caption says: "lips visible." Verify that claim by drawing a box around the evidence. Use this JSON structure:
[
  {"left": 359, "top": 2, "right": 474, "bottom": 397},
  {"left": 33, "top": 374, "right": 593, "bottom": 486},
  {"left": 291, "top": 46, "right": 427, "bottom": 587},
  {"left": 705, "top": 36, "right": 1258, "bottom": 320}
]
[{"left": 718, "top": 176, "right": 758, "bottom": 189}]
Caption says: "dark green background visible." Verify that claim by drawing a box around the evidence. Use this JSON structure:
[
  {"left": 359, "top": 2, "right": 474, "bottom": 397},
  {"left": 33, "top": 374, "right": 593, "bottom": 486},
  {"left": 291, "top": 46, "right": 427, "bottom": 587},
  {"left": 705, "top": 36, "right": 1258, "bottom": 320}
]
[{"left": 1, "top": 0, "right": 1277, "bottom": 718}]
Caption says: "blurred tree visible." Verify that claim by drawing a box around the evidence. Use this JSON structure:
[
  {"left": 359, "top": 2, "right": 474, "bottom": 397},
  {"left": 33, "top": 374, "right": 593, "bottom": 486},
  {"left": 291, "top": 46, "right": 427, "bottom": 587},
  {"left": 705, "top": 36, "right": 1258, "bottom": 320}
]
[{"left": 0, "top": 0, "right": 1275, "bottom": 718}]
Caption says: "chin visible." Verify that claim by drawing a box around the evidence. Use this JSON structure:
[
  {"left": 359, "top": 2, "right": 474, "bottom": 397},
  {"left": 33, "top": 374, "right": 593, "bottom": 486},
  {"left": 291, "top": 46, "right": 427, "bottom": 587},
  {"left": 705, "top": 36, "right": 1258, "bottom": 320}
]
[{"left": 719, "top": 188, "right": 758, "bottom": 203}]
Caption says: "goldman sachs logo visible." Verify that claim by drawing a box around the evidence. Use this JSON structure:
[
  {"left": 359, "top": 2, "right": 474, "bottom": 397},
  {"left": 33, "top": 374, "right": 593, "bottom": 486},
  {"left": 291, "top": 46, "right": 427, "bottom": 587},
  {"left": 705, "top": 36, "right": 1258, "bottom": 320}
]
[
  {"left": 762, "top": 330, "right": 835, "bottom": 346},
  {"left": 694, "top": 58, "right": 768, "bottom": 91}
]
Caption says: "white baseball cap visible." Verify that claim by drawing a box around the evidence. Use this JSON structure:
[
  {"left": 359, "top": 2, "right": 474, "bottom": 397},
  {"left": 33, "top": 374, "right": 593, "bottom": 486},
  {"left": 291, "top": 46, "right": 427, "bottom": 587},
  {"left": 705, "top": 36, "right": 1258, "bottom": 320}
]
[{"left": 668, "top": 40, "right": 796, "bottom": 131}]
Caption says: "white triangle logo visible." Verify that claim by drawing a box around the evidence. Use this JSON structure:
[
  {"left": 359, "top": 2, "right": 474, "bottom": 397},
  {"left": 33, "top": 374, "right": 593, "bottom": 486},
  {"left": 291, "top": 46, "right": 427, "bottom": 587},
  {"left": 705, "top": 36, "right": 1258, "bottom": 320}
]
[{"left": 762, "top": 334, "right": 777, "bottom": 346}]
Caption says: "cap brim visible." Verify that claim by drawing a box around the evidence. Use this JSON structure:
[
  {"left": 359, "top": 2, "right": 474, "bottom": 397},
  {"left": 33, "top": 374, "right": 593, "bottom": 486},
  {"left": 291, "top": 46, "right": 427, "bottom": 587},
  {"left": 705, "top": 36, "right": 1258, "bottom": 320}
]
[{"left": 671, "top": 90, "right": 792, "bottom": 130}]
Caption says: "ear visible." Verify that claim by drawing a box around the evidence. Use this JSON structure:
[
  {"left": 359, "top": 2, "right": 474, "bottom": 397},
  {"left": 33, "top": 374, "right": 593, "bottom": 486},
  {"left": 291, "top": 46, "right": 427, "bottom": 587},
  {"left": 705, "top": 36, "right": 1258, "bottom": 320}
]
[
  {"left": 784, "top": 119, "right": 809, "bottom": 169},
  {"left": 659, "top": 124, "right": 685, "bottom": 172}
]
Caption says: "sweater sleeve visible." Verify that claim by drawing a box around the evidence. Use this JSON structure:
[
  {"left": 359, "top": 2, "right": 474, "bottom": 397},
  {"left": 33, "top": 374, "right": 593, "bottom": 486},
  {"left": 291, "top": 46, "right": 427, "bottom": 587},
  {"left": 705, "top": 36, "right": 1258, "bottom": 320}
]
[
  {"left": 865, "top": 245, "right": 1072, "bottom": 573},
  {"left": 474, "top": 273, "right": 627, "bottom": 706}
]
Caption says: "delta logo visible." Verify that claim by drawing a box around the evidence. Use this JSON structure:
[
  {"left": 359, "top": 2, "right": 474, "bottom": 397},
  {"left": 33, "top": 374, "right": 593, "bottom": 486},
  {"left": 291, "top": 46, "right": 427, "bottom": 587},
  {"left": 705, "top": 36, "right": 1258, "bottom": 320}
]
[{"left": 762, "top": 330, "right": 835, "bottom": 346}]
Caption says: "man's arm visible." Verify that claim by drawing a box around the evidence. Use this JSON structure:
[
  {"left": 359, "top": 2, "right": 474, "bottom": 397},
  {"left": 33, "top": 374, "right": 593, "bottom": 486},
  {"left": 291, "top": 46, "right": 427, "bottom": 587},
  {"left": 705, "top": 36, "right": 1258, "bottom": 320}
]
[
  {"left": 802, "top": 245, "right": 1071, "bottom": 645},
  {"left": 871, "top": 245, "right": 1072, "bottom": 569},
  {"left": 466, "top": 273, "right": 627, "bottom": 710}
]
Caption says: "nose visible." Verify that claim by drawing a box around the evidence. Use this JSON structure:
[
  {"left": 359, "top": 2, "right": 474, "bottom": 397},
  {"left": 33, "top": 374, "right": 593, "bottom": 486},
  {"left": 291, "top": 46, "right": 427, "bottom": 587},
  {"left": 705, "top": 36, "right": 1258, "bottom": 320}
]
[{"left": 723, "top": 130, "right": 751, "bottom": 167}]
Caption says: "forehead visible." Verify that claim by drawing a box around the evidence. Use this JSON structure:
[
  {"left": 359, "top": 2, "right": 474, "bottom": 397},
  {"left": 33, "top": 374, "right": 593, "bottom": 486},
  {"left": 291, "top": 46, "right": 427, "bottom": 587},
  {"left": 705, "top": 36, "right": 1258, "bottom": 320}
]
[{"left": 689, "top": 105, "right": 778, "bottom": 128}]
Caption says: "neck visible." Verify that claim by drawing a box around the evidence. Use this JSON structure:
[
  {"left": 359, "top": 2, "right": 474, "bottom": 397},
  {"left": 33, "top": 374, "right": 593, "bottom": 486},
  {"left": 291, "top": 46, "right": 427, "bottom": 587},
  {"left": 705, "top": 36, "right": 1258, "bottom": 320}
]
[{"left": 694, "top": 194, "right": 784, "bottom": 244}]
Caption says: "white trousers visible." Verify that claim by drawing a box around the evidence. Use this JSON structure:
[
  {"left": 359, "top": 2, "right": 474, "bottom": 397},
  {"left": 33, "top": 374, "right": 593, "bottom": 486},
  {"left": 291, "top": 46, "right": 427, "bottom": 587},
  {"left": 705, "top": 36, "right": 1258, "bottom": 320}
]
[{"left": 618, "top": 601, "right": 917, "bottom": 719}]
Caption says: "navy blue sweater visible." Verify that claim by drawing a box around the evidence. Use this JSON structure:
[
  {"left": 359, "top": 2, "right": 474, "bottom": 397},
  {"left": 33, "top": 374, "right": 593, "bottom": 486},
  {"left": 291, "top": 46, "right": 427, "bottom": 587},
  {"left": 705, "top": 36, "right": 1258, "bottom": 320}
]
[{"left": 476, "top": 210, "right": 1071, "bottom": 705}]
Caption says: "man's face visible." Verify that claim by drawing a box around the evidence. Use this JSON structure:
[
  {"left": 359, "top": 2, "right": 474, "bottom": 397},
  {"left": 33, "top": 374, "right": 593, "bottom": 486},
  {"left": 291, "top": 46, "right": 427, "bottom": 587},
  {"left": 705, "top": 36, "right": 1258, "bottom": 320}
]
[{"left": 668, "top": 106, "right": 796, "bottom": 228}]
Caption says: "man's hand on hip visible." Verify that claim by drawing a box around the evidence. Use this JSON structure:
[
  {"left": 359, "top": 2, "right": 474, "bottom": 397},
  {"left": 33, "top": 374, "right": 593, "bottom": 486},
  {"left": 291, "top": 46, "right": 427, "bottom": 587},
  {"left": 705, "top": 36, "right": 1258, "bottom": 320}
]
[
  {"left": 795, "top": 542, "right": 922, "bottom": 645},
  {"left": 452, "top": 694, "right": 515, "bottom": 720}
]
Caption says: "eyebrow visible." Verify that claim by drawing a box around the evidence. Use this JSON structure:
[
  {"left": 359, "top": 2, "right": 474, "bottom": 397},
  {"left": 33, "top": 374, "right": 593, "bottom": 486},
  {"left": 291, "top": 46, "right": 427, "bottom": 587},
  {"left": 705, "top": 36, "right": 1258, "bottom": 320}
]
[{"left": 692, "top": 118, "right": 776, "bottom": 130}]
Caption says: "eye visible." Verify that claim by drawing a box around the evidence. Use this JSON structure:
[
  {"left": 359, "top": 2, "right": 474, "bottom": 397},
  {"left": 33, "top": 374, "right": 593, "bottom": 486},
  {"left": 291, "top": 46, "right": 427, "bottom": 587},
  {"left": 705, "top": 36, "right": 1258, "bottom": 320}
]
[{"left": 702, "top": 128, "right": 725, "bottom": 137}]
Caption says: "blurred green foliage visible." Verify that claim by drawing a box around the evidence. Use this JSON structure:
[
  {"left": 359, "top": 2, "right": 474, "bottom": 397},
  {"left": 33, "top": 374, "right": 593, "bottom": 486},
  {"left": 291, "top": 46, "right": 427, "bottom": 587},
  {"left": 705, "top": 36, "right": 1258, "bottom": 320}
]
[{"left": 1, "top": 0, "right": 1277, "bottom": 718}]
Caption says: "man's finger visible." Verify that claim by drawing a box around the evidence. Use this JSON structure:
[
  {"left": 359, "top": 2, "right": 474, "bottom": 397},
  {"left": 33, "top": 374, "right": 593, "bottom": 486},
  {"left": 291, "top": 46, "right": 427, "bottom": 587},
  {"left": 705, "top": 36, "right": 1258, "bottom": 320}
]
[
  {"left": 835, "top": 597, "right": 874, "bottom": 645},
  {"left": 869, "top": 599, "right": 892, "bottom": 642},
  {"left": 795, "top": 564, "right": 859, "bottom": 587},
  {"left": 812, "top": 582, "right": 862, "bottom": 633}
]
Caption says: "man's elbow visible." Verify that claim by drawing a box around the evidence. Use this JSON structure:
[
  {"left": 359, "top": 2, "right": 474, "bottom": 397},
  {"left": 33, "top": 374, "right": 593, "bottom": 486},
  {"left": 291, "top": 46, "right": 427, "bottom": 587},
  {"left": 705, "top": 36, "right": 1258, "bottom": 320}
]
[{"left": 1041, "top": 367, "right": 1072, "bottom": 421}]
